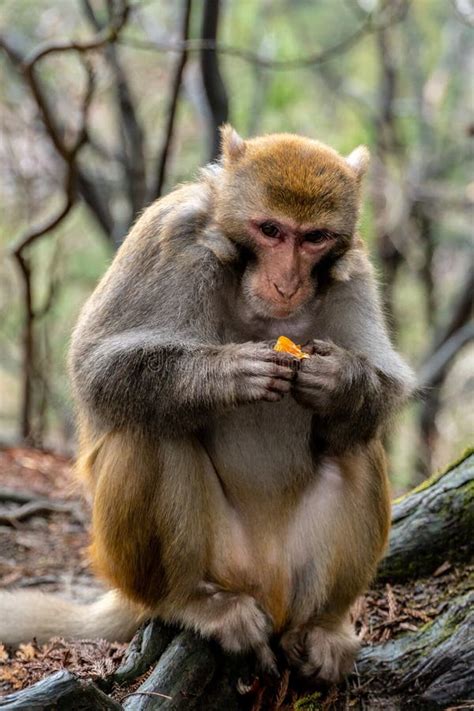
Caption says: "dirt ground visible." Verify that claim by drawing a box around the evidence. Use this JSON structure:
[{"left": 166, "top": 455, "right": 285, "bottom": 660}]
[{"left": 0, "top": 446, "right": 471, "bottom": 706}]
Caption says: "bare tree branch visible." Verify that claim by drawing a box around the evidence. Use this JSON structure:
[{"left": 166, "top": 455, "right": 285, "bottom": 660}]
[
  {"left": 417, "top": 266, "right": 474, "bottom": 477},
  {"left": 119, "top": 1, "right": 410, "bottom": 72},
  {"left": 8, "top": 62, "right": 95, "bottom": 444},
  {"left": 200, "top": 0, "right": 229, "bottom": 160},
  {"left": 75, "top": 171, "right": 117, "bottom": 240},
  {"left": 0, "top": 2, "right": 131, "bottom": 242},
  {"left": 23, "top": 3, "right": 130, "bottom": 65},
  {"left": 371, "top": 21, "right": 405, "bottom": 334},
  {"left": 11, "top": 191, "right": 74, "bottom": 445},
  {"left": 150, "top": 0, "right": 193, "bottom": 200},
  {"left": 430, "top": 266, "right": 474, "bottom": 357},
  {"left": 82, "top": 0, "right": 146, "bottom": 219},
  {"left": 449, "top": 0, "right": 474, "bottom": 28},
  {"left": 418, "top": 322, "right": 474, "bottom": 389}
]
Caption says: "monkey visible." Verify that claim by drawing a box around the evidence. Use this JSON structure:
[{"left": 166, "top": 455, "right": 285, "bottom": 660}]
[{"left": 0, "top": 127, "right": 414, "bottom": 683}]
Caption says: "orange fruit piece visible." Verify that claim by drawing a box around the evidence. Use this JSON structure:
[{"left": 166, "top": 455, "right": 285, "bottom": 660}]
[{"left": 273, "top": 336, "right": 309, "bottom": 359}]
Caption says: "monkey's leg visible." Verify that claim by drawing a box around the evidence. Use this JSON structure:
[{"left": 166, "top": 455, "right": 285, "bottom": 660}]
[
  {"left": 280, "top": 443, "right": 391, "bottom": 683},
  {"left": 86, "top": 432, "right": 276, "bottom": 671}
]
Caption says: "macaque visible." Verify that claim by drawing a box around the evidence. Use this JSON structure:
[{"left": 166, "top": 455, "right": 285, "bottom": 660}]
[{"left": 0, "top": 127, "right": 414, "bottom": 682}]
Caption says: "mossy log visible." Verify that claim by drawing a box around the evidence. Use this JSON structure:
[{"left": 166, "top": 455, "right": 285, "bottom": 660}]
[
  {"left": 380, "top": 451, "right": 473, "bottom": 581},
  {"left": 1, "top": 453, "right": 473, "bottom": 710}
]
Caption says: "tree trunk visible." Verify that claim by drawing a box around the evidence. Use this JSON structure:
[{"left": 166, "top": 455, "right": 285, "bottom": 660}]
[{"left": 1, "top": 452, "right": 473, "bottom": 710}]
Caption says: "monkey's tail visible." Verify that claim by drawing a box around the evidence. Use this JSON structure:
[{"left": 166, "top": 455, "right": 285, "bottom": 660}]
[{"left": 0, "top": 589, "right": 146, "bottom": 645}]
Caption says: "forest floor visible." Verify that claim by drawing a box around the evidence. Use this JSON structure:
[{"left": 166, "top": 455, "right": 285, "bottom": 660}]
[{"left": 0, "top": 446, "right": 471, "bottom": 709}]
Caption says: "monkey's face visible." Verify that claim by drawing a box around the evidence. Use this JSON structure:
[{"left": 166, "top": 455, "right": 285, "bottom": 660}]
[
  {"left": 215, "top": 127, "right": 368, "bottom": 320},
  {"left": 241, "top": 218, "right": 340, "bottom": 319}
]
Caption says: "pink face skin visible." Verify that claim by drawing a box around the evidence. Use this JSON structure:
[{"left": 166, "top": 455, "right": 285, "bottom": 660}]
[{"left": 246, "top": 217, "right": 337, "bottom": 319}]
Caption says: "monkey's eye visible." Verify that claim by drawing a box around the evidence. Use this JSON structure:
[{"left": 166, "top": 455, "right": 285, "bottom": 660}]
[
  {"left": 260, "top": 222, "right": 280, "bottom": 239},
  {"left": 304, "top": 230, "right": 331, "bottom": 244}
]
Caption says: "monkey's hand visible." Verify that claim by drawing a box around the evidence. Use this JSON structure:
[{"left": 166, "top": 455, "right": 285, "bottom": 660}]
[
  {"left": 291, "top": 340, "right": 358, "bottom": 411},
  {"left": 291, "top": 340, "right": 390, "bottom": 449},
  {"left": 229, "top": 342, "right": 297, "bottom": 404}
]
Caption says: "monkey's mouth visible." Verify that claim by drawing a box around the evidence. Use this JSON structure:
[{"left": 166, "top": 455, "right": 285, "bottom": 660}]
[
  {"left": 265, "top": 288, "right": 312, "bottom": 319},
  {"left": 252, "top": 292, "right": 305, "bottom": 319},
  {"left": 268, "top": 302, "right": 299, "bottom": 319}
]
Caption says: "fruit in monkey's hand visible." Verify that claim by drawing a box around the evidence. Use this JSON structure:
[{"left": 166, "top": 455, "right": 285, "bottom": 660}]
[{"left": 274, "top": 336, "right": 310, "bottom": 360}]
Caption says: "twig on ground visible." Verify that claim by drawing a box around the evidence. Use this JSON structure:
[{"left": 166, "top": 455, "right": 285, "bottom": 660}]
[
  {"left": 123, "top": 690, "right": 173, "bottom": 700},
  {"left": 0, "top": 488, "right": 40, "bottom": 504},
  {"left": 0, "top": 499, "right": 82, "bottom": 526}
]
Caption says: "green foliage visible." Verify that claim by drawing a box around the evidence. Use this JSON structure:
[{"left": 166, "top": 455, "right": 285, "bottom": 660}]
[{"left": 294, "top": 691, "right": 322, "bottom": 710}]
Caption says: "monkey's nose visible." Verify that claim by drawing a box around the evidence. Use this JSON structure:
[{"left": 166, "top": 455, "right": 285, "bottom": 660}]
[{"left": 273, "top": 282, "right": 299, "bottom": 299}]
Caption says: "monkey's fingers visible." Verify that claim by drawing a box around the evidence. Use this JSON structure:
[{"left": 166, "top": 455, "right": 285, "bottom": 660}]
[
  {"left": 236, "top": 375, "right": 292, "bottom": 404},
  {"left": 295, "top": 370, "right": 338, "bottom": 390},
  {"left": 265, "top": 377, "right": 293, "bottom": 394},
  {"left": 301, "top": 340, "right": 335, "bottom": 357},
  {"left": 240, "top": 341, "right": 298, "bottom": 366},
  {"left": 261, "top": 343, "right": 301, "bottom": 368},
  {"left": 241, "top": 360, "right": 296, "bottom": 380},
  {"left": 252, "top": 375, "right": 292, "bottom": 402}
]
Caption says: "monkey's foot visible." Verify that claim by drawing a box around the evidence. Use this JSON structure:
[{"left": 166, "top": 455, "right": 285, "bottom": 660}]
[
  {"left": 195, "top": 582, "right": 277, "bottom": 675},
  {"left": 280, "top": 620, "right": 359, "bottom": 683}
]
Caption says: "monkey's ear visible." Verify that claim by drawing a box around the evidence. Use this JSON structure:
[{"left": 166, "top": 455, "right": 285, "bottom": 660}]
[
  {"left": 220, "top": 124, "right": 246, "bottom": 164},
  {"left": 345, "top": 145, "right": 370, "bottom": 180}
]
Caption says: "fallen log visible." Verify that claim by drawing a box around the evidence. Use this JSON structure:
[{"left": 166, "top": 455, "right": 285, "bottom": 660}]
[{"left": 380, "top": 450, "right": 474, "bottom": 581}]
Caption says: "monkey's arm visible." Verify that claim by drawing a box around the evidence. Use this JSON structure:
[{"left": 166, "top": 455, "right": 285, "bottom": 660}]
[
  {"left": 71, "top": 332, "right": 293, "bottom": 433},
  {"left": 69, "top": 195, "right": 293, "bottom": 434},
  {"left": 293, "top": 270, "right": 415, "bottom": 452}
]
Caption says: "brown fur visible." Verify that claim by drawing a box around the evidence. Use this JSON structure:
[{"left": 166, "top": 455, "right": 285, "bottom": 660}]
[
  {"left": 80, "top": 431, "right": 389, "bottom": 636},
  {"left": 217, "top": 127, "right": 362, "bottom": 234}
]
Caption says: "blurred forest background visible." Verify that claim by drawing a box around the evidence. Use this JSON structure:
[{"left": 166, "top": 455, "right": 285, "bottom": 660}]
[{"left": 0, "top": 0, "right": 472, "bottom": 493}]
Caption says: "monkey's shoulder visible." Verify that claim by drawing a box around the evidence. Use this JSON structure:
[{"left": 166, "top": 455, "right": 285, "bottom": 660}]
[{"left": 113, "top": 181, "right": 213, "bottom": 262}]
